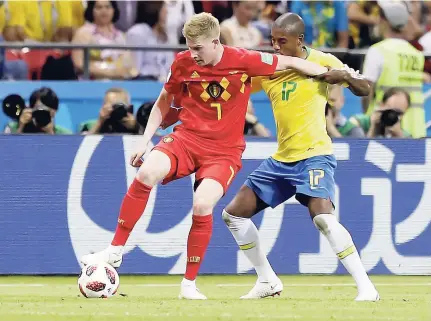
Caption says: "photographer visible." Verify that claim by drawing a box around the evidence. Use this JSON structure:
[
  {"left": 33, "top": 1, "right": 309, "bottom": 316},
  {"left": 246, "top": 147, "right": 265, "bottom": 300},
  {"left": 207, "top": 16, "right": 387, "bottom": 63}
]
[
  {"left": 325, "top": 86, "right": 365, "bottom": 138},
  {"left": 80, "top": 88, "right": 139, "bottom": 135},
  {"left": 3, "top": 87, "right": 71, "bottom": 134},
  {"left": 350, "top": 88, "right": 411, "bottom": 138}
]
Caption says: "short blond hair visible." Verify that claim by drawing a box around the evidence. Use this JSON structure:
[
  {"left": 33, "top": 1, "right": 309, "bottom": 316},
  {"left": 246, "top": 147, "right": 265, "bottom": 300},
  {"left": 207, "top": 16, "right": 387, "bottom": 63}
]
[
  {"left": 105, "top": 87, "right": 131, "bottom": 104},
  {"left": 182, "top": 12, "right": 220, "bottom": 41}
]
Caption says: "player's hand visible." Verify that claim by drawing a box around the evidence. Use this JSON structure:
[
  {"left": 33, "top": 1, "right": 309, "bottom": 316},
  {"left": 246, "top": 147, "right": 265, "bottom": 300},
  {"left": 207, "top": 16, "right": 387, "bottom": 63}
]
[
  {"left": 19, "top": 109, "right": 33, "bottom": 126},
  {"left": 315, "top": 66, "right": 348, "bottom": 85},
  {"left": 130, "top": 145, "right": 148, "bottom": 167}
]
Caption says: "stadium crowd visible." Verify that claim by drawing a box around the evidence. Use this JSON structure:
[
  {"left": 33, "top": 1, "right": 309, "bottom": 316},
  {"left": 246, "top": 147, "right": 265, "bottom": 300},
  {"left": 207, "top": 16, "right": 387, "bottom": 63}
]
[{"left": 0, "top": 0, "right": 430, "bottom": 138}]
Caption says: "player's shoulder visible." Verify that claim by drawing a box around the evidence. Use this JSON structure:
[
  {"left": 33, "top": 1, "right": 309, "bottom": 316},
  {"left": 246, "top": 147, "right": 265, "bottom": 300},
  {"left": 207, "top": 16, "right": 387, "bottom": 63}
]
[
  {"left": 173, "top": 50, "right": 193, "bottom": 66},
  {"left": 309, "top": 47, "right": 343, "bottom": 68},
  {"left": 309, "top": 48, "right": 342, "bottom": 64},
  {"left": 223, "top": 45, "right": 250, "bottom": 57}
]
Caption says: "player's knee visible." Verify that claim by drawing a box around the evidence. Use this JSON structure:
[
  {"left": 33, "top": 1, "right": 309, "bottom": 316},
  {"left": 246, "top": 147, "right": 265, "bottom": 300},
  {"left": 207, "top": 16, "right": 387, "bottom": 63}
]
[
  {"left": 221, "top": 209, "right": 231, "bottom": 225},
  {"left": 224, "top": 202, "right": 241, "bottom": 218},
  {"left": 313, "top": 213, "right": 335, "bottom": 233},
  {"left": 224, "top": 192, "right": 255, "bottom": 218},
  {"left": 193, "top": 198, "right": 215, "bottom": 216},
  {"left": 136, "top": 167, "right": 163, "bottom": 187}
]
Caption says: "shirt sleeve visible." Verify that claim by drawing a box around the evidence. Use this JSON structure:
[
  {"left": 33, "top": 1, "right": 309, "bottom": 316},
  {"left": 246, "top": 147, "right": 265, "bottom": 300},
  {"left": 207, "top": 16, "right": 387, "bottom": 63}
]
[
  {"left": 126, "top": 26, "right": 146, "bottom": 72},
  {"left": 251, "top": 77, "right": 264, "bottom": 93},
  {"left": 163, "top": 59, "right": 182, "bottom": 94},
  {"left": 324, "top": 53, "right": 344, "bottom": 69},
  {"left": 5, "top": 1, "right": 25, "bottom": 27},
  {"left": 241, "top": 50, "right": 278, "bottom": 77},
  {"left": 362, "top": 46, "right": 384, "bottom": 83},
  {"left": 56, "top": 1, "right": 73, "bottom": 27},
  {"left": 335, "top": 1, "right": 348, "bottom": 32}
]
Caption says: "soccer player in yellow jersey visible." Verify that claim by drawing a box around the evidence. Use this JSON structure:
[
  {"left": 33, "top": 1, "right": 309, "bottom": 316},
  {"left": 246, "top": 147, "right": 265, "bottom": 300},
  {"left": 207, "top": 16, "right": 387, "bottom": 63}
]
[{"left": 222, "top": 13, "right": 380, "bottom": 301}]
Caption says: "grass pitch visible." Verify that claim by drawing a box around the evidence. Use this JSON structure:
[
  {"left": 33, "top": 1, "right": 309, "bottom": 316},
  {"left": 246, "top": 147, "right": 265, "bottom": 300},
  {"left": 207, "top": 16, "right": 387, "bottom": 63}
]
[{"left": 0, "top": 275, "right": 429, "bottom": 321}]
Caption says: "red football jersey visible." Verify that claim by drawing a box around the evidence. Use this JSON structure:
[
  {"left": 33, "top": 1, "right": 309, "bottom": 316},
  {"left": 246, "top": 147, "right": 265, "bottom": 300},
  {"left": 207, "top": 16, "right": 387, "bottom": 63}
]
[{"left": 164, "top": 45, "right": 278, "bottom": 151}]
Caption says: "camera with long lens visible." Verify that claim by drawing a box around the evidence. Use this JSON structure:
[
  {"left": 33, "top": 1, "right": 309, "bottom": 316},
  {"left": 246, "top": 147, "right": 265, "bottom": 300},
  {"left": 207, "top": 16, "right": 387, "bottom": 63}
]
[
  {"left": 100, "top": 102, "right": 139, "bottom": 134},
  {"left": 380, "top": 109, "right": 403, "bottom": 127},
  {"left": 2, "top": 94, "right": 52, "bottom": 129},
  {"left": 110, "top": 102, "right": 131, "bottom": 122}
]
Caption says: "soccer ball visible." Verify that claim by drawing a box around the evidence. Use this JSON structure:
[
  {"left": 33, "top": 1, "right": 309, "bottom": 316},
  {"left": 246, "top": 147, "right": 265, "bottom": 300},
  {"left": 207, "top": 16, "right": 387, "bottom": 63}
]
[{"left": 78, "top": 262, "right": 120, "bottom": 298}]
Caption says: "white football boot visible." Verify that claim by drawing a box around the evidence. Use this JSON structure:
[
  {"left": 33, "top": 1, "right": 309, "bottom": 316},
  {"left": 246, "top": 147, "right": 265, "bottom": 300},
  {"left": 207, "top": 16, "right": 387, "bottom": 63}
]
[
  {"left": 80, "top": 245, "right": 123, "bottom": 269},
  {"left": 355, "top": 286, "right": 380, "bottom": 302},
  {"left": 178, "top": 279, "right": 207, "bottom": 300},
  {"left": 240, "top": 278, "right": 283, "bottom": 299}
]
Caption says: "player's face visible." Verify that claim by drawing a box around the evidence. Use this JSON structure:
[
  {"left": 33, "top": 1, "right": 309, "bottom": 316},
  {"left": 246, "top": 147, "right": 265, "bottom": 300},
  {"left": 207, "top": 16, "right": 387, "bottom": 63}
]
[
  {"left": 271, "top": 27, "right": 303, "bottom": 57},
  {"left": 186, "top": 37, "right": 219, "bottom": 66}
]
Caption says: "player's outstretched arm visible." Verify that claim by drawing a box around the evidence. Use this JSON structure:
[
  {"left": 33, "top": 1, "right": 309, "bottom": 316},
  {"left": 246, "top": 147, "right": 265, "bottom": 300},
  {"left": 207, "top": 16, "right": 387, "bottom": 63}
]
[
  {"left": 275, "top": 55, "right": 328, "bottom": 76},
  {"left": 130, "top": 88, "right": 172, "bottom": 167},
  {"left": 315, "top": 65, "right": 370, "bottom": 97}
]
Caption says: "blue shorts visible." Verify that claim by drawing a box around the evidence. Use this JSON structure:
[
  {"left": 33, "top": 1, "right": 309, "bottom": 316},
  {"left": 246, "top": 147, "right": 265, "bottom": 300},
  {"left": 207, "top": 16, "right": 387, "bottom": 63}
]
[{"left": 244, "top": 155, "right": 337, "bottom": 208}]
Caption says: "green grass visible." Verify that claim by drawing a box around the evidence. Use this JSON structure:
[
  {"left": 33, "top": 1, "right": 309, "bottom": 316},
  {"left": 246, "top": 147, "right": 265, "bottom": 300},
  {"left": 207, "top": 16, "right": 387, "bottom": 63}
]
[{"left": 0, "top": 275, "right": 429, "bottom": 321}]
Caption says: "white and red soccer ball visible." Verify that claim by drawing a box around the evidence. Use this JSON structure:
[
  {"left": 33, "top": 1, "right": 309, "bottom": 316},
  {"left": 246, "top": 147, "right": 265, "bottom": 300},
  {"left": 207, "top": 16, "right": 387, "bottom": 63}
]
[{"left": 78, "top": 262, "right": 120, "bottom": 298}]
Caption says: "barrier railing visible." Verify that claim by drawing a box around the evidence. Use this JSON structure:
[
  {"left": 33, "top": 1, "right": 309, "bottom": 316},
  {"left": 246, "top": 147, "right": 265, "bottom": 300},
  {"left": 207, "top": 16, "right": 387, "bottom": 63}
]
[
  {"left": 2, "top": 42, "right": 431, "bottom": 79},
  {"left": 0, "top": 42, "right": 373, "bottom": 79}
]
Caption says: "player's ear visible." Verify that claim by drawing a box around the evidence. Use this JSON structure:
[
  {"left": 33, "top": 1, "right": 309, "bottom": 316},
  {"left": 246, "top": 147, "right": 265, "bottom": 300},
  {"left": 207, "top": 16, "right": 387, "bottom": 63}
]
[
  {"left": 298, "top": 34, "right": 304, "bottom": 46},
  {"left": 213, "top": 39, "right": 219, "bottom": 47}
]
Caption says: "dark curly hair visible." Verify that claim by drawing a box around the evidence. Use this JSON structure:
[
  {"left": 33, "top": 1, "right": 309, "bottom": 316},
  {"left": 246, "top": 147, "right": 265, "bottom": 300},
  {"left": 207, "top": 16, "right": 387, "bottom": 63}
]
[
  {"left": 84, "top": 1, "right": 120, "bottom": 24},
  {"left": 135, "top": 1, "right": 165, "bottom": 27}
]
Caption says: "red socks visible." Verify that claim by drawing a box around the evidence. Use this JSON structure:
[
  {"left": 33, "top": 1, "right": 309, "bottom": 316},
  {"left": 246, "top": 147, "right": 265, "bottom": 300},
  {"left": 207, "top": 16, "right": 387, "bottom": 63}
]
[
  {"left": 112, "top": 179, "right": 212, "bottom": 281},
  {"left": 184, "top": 215, "right": 213, "bottom": 281},
  {"left": 111, "top": 179, "right": 152, "bottom": 246}
]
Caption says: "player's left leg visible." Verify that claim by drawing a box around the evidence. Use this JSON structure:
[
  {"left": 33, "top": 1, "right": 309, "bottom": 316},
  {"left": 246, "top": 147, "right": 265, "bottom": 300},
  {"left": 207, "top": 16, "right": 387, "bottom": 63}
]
[
  {"left": 178, "top": 159, "right": 240, "bottom": 300},
  {"left": 178, "top": 178, "right": 224, "bottom": 300},
  {"left": 223, "top": 157, "right": 295, "bottom": 299},
  {"left": 296, "top": 155, "right": 379, "bottom": 302}
]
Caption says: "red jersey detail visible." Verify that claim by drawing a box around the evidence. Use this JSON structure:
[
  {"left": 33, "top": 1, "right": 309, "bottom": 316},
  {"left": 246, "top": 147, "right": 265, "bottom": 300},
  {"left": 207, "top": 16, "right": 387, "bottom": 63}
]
[{"left": 164, "top": 46, "right": 278, "bottom": 151}]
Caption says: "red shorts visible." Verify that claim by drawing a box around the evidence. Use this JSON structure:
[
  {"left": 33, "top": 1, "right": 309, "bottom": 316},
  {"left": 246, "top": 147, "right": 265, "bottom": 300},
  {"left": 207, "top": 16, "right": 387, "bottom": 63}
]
[{"left": 153, "top": 132, "right": 243, "bottom": 193}]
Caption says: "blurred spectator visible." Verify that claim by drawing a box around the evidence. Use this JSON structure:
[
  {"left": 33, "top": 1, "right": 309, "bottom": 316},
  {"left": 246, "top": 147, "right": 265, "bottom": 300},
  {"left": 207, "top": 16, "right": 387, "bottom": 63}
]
[
  {"left": 115, "top": 0, "right": 138, "bottom": 32},
  {"left": 200, "top": 1, "right": 230, "bottom": 23},
  {"left": 71, "top": 0, "right": 137, "bottom": 80},
  {"left": 347, "top": 1, "right": 381, "bottom": 49},
  {"left": 350, "top": 87, "right": 411, "bottom": 138},
  {"left": 402, "top": 1, "right": 425, "bottom": 42},
  {"left": 165, "top": 0, "right": 195, "bottom": 43},
  {"left": 3, "top": 0, "right": 74, "bottom": 42},
  {"left": 79, "top": 88, "right": 139, "bottom": 134},
  {"left": 220, "top": 1, "right": 262, "bottom": 48},
  {"left": 362, "top": 1, "right": 426, "bottom": 138},
  {"left": 0, "top": 2, "right": 28, "bottom": 80},
  {"left": 70, "top": 0, "right": 86, "bottom": 31},
  {"left": 325, "top": 86, "right": 365, "bottom": 138},
  {"left": 253, "top": 3, "right": 281, "bottom": 45},
  {"left": 244, "top": 101, "right": 271, "bottom": 137},
  {"left": 290, "top": 0, "right": 349, "bottom": 48},
  {"left": 126, "top": 1, "right": 175, "bottom": 81},
  {"left": 3, "top": 87, "right": 71, "bottom": 134}
]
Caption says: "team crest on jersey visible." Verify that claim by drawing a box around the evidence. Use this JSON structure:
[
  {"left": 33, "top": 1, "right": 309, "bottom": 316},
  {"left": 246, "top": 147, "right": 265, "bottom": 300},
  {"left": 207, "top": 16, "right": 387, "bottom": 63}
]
[
  {"left": 207, "top": 81, "right": 223, "bottom": 99},
  {"left": 163, "top": 136, "right": 174, "bottom": 143}
]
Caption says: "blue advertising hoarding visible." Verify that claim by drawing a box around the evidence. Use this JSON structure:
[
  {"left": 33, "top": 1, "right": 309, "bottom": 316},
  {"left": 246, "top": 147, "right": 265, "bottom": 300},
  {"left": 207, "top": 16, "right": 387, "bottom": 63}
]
[{"left": 0, "top": 136, "right": 430, "bottom": 275}]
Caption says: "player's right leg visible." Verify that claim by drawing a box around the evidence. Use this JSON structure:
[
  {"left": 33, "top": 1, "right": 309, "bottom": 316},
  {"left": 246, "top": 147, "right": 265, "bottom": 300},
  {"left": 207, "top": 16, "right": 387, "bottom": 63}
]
[
  {"left": 223, "top": 158, "right": 292, "bottom": 299},
  {"left": 296, "top": 155, "right": 379, "bottom": 301},
  {"left": 80, "top": 149, "right": 172, "bottom": 268}
]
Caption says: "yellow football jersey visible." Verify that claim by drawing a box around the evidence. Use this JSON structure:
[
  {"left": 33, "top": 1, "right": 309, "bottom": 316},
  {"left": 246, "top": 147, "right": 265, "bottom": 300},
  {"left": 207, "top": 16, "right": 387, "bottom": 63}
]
[{"left": 252, "top": 47, "right": 344, "bottom": 163}]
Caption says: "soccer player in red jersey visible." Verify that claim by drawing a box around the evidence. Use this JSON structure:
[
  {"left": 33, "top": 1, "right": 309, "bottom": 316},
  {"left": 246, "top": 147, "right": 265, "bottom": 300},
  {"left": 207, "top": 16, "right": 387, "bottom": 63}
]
[{"left": 81, "top": 12, "right": 327, "bottom": 299}]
